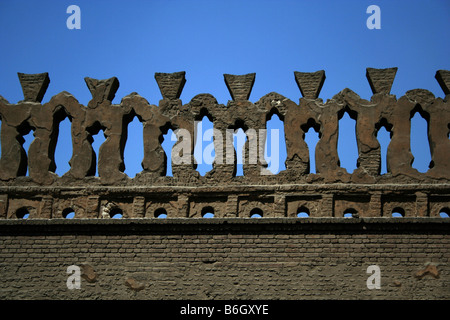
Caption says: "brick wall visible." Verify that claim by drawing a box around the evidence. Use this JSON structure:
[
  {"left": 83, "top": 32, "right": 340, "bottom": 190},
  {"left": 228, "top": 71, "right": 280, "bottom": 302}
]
[{"left": 0, "top": 218, "right": 448, "bottom": 300}]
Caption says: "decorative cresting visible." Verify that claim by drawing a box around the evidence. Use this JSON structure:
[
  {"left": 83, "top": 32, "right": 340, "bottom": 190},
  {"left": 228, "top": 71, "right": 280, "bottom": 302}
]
[
  {"left": 366, "top": 67, "right": 397, "bottom": 94},
  {"left": 0, "top": 68, "right": 449, "bottom": 220},
  {"left": 17, "top": 72, "right": 50, "bottom": 103},
  {"left": 294, "top": 70, "right": 325, "bottom": 99},
  {"left": 224, "top": 73, "right": 255, "bottom": 101}
]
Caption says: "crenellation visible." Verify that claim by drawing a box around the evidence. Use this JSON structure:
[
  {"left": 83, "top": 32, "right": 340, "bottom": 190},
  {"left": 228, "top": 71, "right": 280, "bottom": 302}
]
[{"left": 0, "top": 70, "right": 448, "bottom": 227}]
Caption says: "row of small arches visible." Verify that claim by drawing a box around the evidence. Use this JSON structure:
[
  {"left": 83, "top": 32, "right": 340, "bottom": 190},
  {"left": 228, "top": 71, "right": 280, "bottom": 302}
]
[
  {"left": 13, "top": 206, "right": 263, "bottom": 219},
  {"left": 296, "top": 206, "right": 450, "bottom": 218},
  {"left": 3, "top": 107, "right": 436, "bottom": 178},
  {"left": 156, "top": 207, "right": 264, "bottom": 219},
  {"left": 13, "top": 206, "right": 450, "bottom": 219},
  {"left": 15, "top": 207, "right": 123, "bottom": 220}
]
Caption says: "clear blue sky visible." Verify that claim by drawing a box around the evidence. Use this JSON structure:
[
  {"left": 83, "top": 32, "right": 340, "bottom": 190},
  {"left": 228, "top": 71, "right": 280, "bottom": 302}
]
[{"left": 0, "top": 0, "right": 449, "bottom": 177}]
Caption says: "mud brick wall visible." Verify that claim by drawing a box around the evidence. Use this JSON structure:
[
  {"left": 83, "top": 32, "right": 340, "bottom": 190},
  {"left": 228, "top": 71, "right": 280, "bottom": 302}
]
[
  {"left": 0, "top": 68, "right": 449, "bottom": 300},
  {"left": 0, "top": 219, "right": 448, "bottom": 300}
]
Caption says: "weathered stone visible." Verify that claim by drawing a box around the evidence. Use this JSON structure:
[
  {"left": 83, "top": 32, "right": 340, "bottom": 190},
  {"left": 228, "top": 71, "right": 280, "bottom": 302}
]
[
  {"left": 366, "top": 67, "right": 397, "bottom": 94},
  {"left": 133, "top": 196, "right": 146, "bottom": 218},
  {"left": 224, "top": 73, "right": 255, "bottom": 101},
  {"left": 0, "top": 195, "right": 7, "bottom": 219},
  {"left": 294, "top": 70, "right": 325, "bottom": 99},
  {"left": 435, "top": 70, "right": 450, "bottom": 95},
  {"left": 405, "top": 89, "right": 435, "bottom": 105},
  {"left": 0, "top": 68, "right": 448, "bottom": 218},
  {"left": 0, "top": 95, "right": 8, "bottom": 105},
  {"left": 39, "top": 196, "right": 53, "bottom": 219},
  {"left": 80, "top": 264, "right": 97, "bottom": 283},
  {"left": 415, "top": 264, "right": 440, "bottom": 279},
  {"left": 0, "top": 218, "right": 448, "bottom": 300},
  {"left": 17, "top": 72, "right": 50, "bottom": 103},
  {"left": 0, "top": 68, "right": 449, "bottom": 300},
  {"left": 84, "top": 76, "right": 120, "bottom": 108},
  {"left": 125, "top": 277, "right": 145, "bottom": 291},
  {"left": 154, "top": 71, "right": 186, "bottom": 100}
]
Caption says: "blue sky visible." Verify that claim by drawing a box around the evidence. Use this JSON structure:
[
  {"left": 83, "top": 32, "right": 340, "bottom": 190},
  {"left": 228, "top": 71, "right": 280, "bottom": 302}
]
[{"left": 0, "top": 0, "right": 449, "bottom": 177}]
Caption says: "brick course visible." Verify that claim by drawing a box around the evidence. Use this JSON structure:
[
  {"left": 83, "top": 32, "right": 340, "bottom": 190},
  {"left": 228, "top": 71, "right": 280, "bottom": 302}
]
[{"left": 0, "top": 218, "right": 448, "bottom": 300}]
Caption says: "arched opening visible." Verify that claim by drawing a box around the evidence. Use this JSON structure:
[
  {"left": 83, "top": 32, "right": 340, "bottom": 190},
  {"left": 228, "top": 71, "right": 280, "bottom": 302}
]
[
  {"left": 297, "top": 206, "right": 310, "bottom": 218},
  {"left": 265, "top": 112, "right": 287, "bottom": 174},
  {"left": 53, "top": 109, "right": 73, "bottom": 177},
  {"left": 154, "top": 207, "right": 167, "bottom": 218},
  {"left": 124, "top": 114, "right": 144, "bottom": 178},
  {"left": 160, "top": 123, "right": 177, "bottom": 177},
  {"left": 344, "top": 208, "right": 358, "bottom": 218},
  {"left": 62, "top": 208, "right": 75, "bottom": 219},
  {"left": 337, "top": 110, "right": 358, "bottom": 174},
  {"left": 391, "top": 207, "right": 405, "bottom": 217},
  {"left": 109, "top": 207, "right": 123, "bottom": 219},
  {"left": 439, "top": 207, "right": 450, "bottom": 218},
  {"left": 87, "top": 122, "right": 107, "bottom": 177},
  {"left": 17, "top": 121, "right": 35, "bottom": 176},
  {"left": 250, "top": 207, "right": 263, "bottom": 218},
  {"left": 194, "top": 113, "right": 214, "bottom": 176},
  {"left": 16, "top": 207, "right": 30, "bottom": 219},
  {"left": 410, "top": 107, "right": 432, "bottom": 173},
  {"left": 301, "top": 119, "right": 321, "bottom": 174},
  {"left": 201, "top": 206, "right": 215, "bottom": 218},
  {"left": 375, "top": 118, "right": 393, "bottom": 175},
  {"left": 233, "top": 127, "right": 247, "bottom": 177}
]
